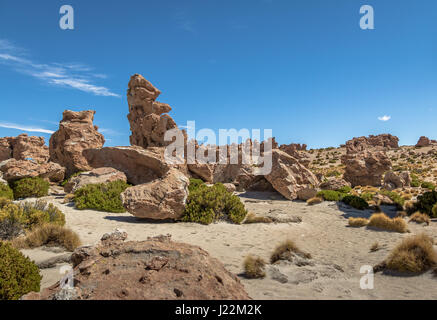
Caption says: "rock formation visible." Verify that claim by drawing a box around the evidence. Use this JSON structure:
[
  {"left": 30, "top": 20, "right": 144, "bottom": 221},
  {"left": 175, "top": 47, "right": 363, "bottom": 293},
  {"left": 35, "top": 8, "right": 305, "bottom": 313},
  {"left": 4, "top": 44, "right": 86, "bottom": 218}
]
[
  {"left": 383, "top": 171, "right": 410, "bottom": 190},
  {"left": 64, "top": 167, "right": 127, "bottom": 193},
  {"left": 264, "top": 149, "right": 319, "bottom": 200},
  {"left": 49, "top": 110, "right": 105, "bottom": 176},
  {"left": 127, "top": 74, "right": 185, "bottom": 148},
  {"left": 121, "top": 169, "right": 189, "bottom": 220},
  {"left": 279, "top": 143, "right": 310, "bottom": 167},
  {"left": 320, "top": 178, "right": 351, "bottom": 191},
  {"left": 416, "top": 136, "right": 431, "bottom": 147},
  {"left": 345, "top": 134, "right": 399, "bottom": 153},
  {"left": 0, "top": 159, "right": 65, "bottom": 183},
  {"left": 22, "top": 233, "right": 250, "bottom": 300},
  {"left": 0, "top": 134, "right": 49, "bottom": 163},
  {"left": 83, "top": 146, "right": 173, "bottom": 185}
]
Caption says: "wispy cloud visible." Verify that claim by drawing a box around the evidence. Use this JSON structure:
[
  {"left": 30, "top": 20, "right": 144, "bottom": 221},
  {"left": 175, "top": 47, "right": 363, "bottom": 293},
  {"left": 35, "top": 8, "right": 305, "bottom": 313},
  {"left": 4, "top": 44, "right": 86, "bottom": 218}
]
[
  {"left": 378, "top": 115, "right": 391, "bottom": 122},
  {"left": 0, "top": 122, "right": 55, "bottom": 134},
  {"left": 174, "top": 10, "right": 195, "bottom": 32},
  {"left": 0, "top": 39, "right": 120, "bottom": 97}
]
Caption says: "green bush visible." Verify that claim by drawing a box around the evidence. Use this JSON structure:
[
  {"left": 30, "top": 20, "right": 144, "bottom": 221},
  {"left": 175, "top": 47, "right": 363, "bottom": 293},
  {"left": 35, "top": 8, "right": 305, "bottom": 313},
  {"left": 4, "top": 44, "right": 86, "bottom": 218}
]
[
  {"left": 0, "top": 199, "right": 65, "bottom": 240},
  {"left": 342, "top": 195, "right": 369, "bottom": 210},
  {"left": 73, "top": 180, "right": 130, "bottom": 213},
  {"left": 360, "top": 192, "right": 374, "bottom": 202},
  {"left": 421, "top": 181, "right": 436, "bottom": 191},
  {"left": 0, "top": 184, "right": 13, "bottom": 200},
  {"left": 415, "top": 191, "right": 437, "bottom": 216},
  {"left": 317, "top": 190, "right": 344, "bottom": 201},
  {"left": 379, "top": 189, "right": 405, "bottom": 207},
  {"left": 61, "top": 171, "right": 84, "bottom": 187},
  {"left": 11, "top": 177, "right": 49, "bottom": 199},
  {"left": 336, "top": 186, "right": 352, "bottom": 194},
  {"left": 188, "top": 178, "right": 206, "bottom": 193},
  {"left": 0, "top": 242, "right": 41, "bottom": 300},
  {"left": 410, "top": 174, "right": 421, "bottom": 188},
  {"left": 432, "top": 203, "right": 437, "bottom": 218},
  {"left": 183, "top": 183, "right": 247, "bottom": 225}
]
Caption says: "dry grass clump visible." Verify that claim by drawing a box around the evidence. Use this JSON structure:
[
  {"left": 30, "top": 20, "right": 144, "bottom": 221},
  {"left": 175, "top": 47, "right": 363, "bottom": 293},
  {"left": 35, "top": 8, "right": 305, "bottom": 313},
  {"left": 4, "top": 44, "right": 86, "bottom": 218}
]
[
  {"left": 367, "top": 213, "right": 408, "bottom": 233},
  {"left": 243, "top": 255, "right": 266, "bottom": 279},
  {"left": 12, "top": 224, "right": 81, "bottom": 252},
  {"left": 370, "top": 242, "right": 381, "bottom": 252},
  {"left": 348, "top": 217, "right": 369, "bottom": 227},
  {"left": 306, "top": 197, "right": 323, "bottom": 206},
  {"left": 384, "top": 234, "right": 437, "bottom": 273},
  {"left": 408, "top": 212, "right": 431, "bottom": 226},
  {"left": 270, "top": 240, "right": 311, "bottom": 264},
  {"left": 243, "top": 212, "right": 273, "bottom": 224},
  {"left": 396, "top": 211, "right": 408, "bottom": 218},
  {"left": 404, "top": 200, "right": 417, "bottom": 214}
]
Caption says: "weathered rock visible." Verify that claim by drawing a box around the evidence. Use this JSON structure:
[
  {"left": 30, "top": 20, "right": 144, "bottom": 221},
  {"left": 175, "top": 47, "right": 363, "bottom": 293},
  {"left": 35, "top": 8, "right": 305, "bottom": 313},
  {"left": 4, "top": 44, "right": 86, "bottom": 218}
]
[
  {"left": 223, "top": 183, "right": 237, "bottom": 193},
  {"left": 342, "top": 151, "right": 391, "bottom": 187},
  {"left": 127, "top": 74, "right": 185, "bottom": 148},
  {"left": 22, "top": 234, "right": 250, "bottom": 300},
  {"left": 416, "top": 136, "right": 431, "bottom": 147},
  {"left": 320, "top": 178, "right": 351, "bottom": 191},
  {"left": 64, "top": 167, "right": 127, "bottom": 193},
  {"left": 0, "top": 134, "right": 49, "bottom": 163},
  {"left": 0, "top": 159, "right": 65, "bottom": 182},
  {"left": 101, "top": 228, "right": 128, "bottom": 242},
  {"left": 121, "top": 169, "right": 189, "bottom": 220},
  {"left": 345, "top": 134, "right": 399, "bottom": 153},
  {"left": 279, "top": 143, "right": 310, "bottom": 167},
  {"left": 83, "top": 146, "right": 171, "bottom": 185},
  {"left": 383, "top": 171, "right": 410, "bottom": 191},
  {"left": 264, "top": 150, "right": 319, "bottom": 200},
  {"left": 49, "top": 110, "right": 105, "bottom": 176},
  {"left": 297, "top": 188, "right": 318, "bottom": 201},
  {"left": 188, "top": 163, "right": 215, "bottom": 183}
]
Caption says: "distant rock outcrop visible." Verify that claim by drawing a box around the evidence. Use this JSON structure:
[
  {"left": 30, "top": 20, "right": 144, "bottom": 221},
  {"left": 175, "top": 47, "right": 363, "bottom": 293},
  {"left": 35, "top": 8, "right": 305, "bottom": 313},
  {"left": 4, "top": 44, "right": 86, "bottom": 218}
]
[
  {"left": 0, "top": 134, "right": 49, "bottom": 163},
  {"left": 49, "top": 110, "right": 105, "bottom": 176},
  {"left": 416, "top": 136, "right": 431, "bottom": 147},
  {"left": 22, "top": 233, "right": 250, "bottom": 300},
  {"left": 345, "top": 134, "right": 399, "bottom": 153},
  {"left": 127, "top": 74, "right": 185, "bottom": 149}
]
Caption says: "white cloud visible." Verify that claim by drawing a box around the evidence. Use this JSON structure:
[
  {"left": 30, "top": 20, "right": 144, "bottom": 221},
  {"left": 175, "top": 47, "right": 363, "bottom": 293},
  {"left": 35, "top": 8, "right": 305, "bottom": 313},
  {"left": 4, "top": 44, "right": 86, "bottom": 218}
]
[
  {"left": 0, "top": 122, "right": 55, "bottom": 134},
  {"left": 0, "top": 39, "right": 120, "bottom": 98},
  {"left": 378, "top": 115, "right": 391, "bottom": 122}
]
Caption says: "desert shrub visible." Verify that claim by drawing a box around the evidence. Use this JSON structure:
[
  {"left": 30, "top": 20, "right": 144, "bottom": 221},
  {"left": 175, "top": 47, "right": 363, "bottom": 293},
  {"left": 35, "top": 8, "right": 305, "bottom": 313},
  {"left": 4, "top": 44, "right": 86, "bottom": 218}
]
[
  {"left": 317, "top": 190, "right": 343, "bottom": 201},
  {"left": 244, "top": 212, "right": 273, "bottom": 224},
  {"left": 270, "top": 240, "right": 311, "bottom": 264},
  {"left": 336, "top": 185, "right": 352, "bottom": 194},
  {"left": 306, "top": 197, "right": 323, "bottom": 205},
  {"left": 0, "top": 242, "right": 41, "bottom": 300},
  {"left": 370, "top": 242, "right": 380, "bottom": 252},
  {"left": 326, "top": 170, "right": 341, "bottom": 177},
  {"left": 0, "top": 184, "right": 13, "bottom": 200},
  {"left": 342, "top": 195, "right": 369, "bottom": 210},
  {"left": 73, "top": 180, "right": 129, "bottom": 213},
  {"left": 188, "top": 178, "right": 205, "bottom": 193},
  {"left": 348, "top": 217, "right": 369, "bottom": 227},
  {"left": 408, "top": 212, "right": 430, "bottom": 226},
  {"left": 433, "top": 204, "right": 437, "bottom": 218},
  {"left": 379, "top": 190, "right": 405, "bottom": 207},
  {"left": 384, "top": 234, "right": 437, "bottom": 273},
  {"left": 0, "top": 200, "right": 65, "bottom": 240},
  {"left": 421, "top": 181, "right": 436, "bottom": 191},
  {"left": 360, "top": 192, "right": 374, "bottom": 202},
  {"left": 410, "top": 174, "right": 421, "bottom": 187},
  {"left": 11, "top": 177, "right": 49, "bottom": 199},
  {"left": 243, "top": 255, "right": 266, "bottom": 279},
  {"left": 183, "top": 183, "right": 247, "bottom": 225},
  {"left": 368, "top": 213, "right": 408, "bottom": 233},
  {"left": 415, "top": 191, "right": 437, "bottom": 216},
  {"left": 12, "top": 224, "right": 81, "bottom": 252}
]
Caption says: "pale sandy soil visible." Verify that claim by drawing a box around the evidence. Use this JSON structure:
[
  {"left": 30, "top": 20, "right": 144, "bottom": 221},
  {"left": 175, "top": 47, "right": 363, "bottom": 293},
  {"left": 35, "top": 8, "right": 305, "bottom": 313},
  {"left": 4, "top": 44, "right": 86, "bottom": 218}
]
[{"left": 20, "top": 191, "right": 437, "bottom": 300}]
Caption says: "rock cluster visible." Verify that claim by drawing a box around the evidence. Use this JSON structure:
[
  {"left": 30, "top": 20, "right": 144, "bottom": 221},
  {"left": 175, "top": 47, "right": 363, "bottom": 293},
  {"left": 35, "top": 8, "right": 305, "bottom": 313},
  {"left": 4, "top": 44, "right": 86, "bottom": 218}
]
[
  {"left": 0, "top": 159, "right": 65, "bottom": 183},
  {"left": 22, "top": 233, "right": 250, "bottom": 300},
  {"left": 416, "top": 136, "right": 431, "bottom": 147},
  {"left": 49, "top": 110, "right": 105, "bottom": 176},
  {"left": 0, "top": 134, "right": 49, "bottom": 163},
  {"left": 64, "top": 167, "right": 127, "bottom": 193},
  {"left": 341, "top": 134, "right": 394, "bottom": 187},
  {"left": 383, "top": 171, "right": 410, "bottom": 190}
]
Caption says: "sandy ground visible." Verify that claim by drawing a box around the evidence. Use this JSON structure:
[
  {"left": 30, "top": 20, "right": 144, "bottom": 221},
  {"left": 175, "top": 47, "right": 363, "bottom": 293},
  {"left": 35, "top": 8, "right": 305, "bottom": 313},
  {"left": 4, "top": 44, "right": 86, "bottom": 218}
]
[{"left": 20, "top": 191, "right": 437, "bottom": 300}]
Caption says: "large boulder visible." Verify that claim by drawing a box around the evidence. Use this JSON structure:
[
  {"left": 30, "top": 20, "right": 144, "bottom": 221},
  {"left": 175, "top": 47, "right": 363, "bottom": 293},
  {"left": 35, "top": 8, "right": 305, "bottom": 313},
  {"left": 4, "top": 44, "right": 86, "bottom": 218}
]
[
  {"left": 49, "top": 110, "right": 105, "bottom": 176},
  {"left": 121, "top": 169, "right": 189, "bottom": 220},
  {"left": 264, "top": 149, "right": 319, "bottom": 200},
  {"left": 383, "top": 171, "right": 410, "bottom": 190},
  {"left": 0, "top": 159, "right": 65, "bottom": 183},
  {"left": 0, "top": 134, "right": 49, "bottom": 163},
  {"left": 83, "top": 146, "right": 172, "bottom": 185},
  {"left": 127, "top": 74, "right": 185, "bottom": 148},
  {"left": 342, "top": 150, "right": 391, "bottom": 187},
  {"left": 416, "top": 136, "right": 431, "bottom": 147},
  {"left": 320, "top": 177, "right": 351, "bottom": 191},
  {"left": 22, "top": 233, "right": 250, "bottom": 300},
  {"left": 64, "top": 167, "right": 128, "bottom": 193}
]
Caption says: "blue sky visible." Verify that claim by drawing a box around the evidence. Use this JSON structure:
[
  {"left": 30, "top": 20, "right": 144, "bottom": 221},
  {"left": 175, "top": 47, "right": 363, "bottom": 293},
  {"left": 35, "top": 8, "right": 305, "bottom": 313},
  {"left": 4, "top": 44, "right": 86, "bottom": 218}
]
[{"left": 0, "top": 0, "right": 436, "bottom": 148}]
